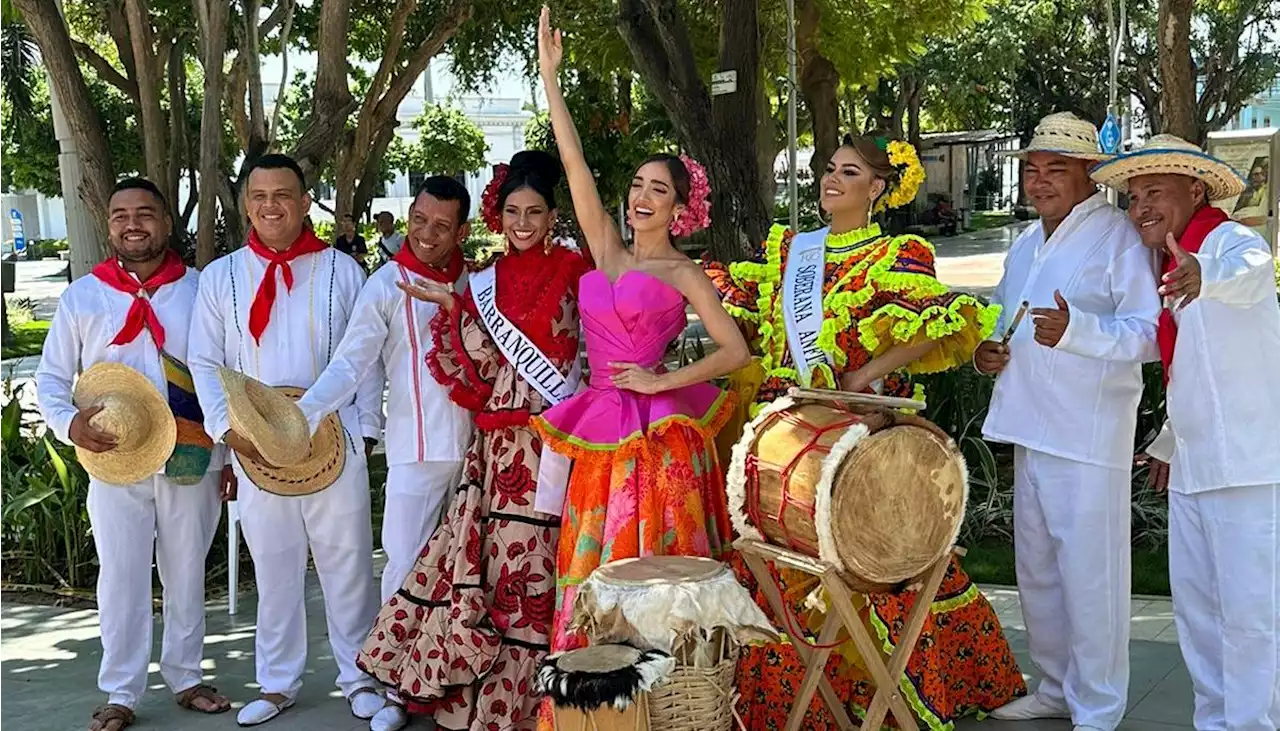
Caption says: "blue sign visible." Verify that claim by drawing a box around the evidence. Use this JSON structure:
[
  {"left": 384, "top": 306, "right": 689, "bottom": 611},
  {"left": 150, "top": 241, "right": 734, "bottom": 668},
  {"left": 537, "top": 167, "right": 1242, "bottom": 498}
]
[
  {"left": 1099, "top": 113, "right": 1121, "bottom": 154},
  {"left": 9, "top": 209, "right": 25, "bottom": 254}
]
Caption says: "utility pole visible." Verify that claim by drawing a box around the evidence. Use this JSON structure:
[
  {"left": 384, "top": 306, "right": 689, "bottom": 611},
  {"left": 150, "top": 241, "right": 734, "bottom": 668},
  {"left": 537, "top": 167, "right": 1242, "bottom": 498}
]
[
  {"left": 49, "top": 0, "right": 99, "bottom": 281},
  {"left": 1103, "top": 0, "right": 1127, "bottom": 204},
  {"left": 786, "top": 0, "right": 798, "bottom": 231}
]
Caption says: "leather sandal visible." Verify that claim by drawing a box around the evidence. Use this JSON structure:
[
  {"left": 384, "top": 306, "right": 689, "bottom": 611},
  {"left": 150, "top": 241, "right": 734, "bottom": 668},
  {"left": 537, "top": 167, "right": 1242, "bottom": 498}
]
[
  {"left": 175, "top": 683, "right": 231, "bottom": 714},
  {"left": 88, "top": 703, "right": 135, "bottom": 731}
]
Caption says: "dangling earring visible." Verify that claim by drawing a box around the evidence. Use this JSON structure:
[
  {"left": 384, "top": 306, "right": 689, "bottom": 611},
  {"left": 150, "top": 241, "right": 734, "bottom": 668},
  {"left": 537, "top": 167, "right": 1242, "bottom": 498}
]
[{"left": 543, "top": 231, "right": 553, "bottom": 254}]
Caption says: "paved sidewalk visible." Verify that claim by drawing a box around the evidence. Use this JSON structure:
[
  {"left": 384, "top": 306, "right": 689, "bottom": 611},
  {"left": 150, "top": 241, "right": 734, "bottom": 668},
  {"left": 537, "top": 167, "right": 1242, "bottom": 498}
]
[{"left": 2, "top": 572, "right": 1194, "bottom": 731}]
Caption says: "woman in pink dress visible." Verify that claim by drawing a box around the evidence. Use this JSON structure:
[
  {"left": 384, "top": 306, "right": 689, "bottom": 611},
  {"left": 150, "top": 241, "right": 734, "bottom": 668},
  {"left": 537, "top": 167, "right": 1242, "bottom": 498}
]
[{"left": 530, "top": 5, "right": 751, "bottom": 672}]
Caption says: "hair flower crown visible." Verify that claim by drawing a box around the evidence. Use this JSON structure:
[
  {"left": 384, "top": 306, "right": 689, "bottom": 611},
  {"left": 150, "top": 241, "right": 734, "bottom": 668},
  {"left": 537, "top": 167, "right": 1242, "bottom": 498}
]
[
  {"left": 876, "top": 139, "right": 925, "bottom": 213},
  {"left": 480, "top": 163, "right": 510, "bottom": 234},
  {"left": 670, "top": 154, "right": 712, "bottom": 237}
]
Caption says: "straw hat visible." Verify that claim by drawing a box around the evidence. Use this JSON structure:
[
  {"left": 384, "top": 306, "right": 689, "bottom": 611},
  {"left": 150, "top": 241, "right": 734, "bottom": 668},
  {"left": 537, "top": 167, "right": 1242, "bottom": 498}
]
[
  {"left": 72, "top": 362, "right": 177, "bottom": 485},
  {"left": 218, "top": 368, "right": 345, "bottom": 496},
  {"left": 235, "top": 386, "right": 345, "bottom": 497},
  {"left": 1089, "top": 134, "right": 1246, "bottom": 202},
  {"left": 1000, "top": 112, "right": 1112, "bottom": 161}
]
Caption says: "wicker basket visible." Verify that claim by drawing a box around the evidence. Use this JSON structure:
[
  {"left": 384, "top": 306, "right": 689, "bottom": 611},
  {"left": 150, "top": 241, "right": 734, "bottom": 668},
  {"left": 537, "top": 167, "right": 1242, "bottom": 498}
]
[{"left": 646, "top": 652, "right": 738, "bottom": 731}]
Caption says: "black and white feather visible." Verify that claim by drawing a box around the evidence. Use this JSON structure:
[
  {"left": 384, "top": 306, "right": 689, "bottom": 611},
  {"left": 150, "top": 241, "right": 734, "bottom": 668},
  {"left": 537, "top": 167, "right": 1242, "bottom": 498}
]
[{"left": 536, "top": 643, "right": 674, "bottom": 712}]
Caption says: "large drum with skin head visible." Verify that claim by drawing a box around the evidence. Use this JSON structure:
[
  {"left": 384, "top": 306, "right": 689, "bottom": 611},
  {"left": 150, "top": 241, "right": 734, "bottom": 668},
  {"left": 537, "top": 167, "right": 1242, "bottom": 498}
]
[{"left": 727, "top": 397, "right": 967, "bottom": 593}]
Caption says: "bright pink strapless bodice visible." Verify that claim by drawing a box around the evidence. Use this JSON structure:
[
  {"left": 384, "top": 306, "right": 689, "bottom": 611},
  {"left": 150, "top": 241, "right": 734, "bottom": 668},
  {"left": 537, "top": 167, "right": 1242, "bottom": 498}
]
[{"left": 536, "top": 269, "right": 729, "bottom": 450}]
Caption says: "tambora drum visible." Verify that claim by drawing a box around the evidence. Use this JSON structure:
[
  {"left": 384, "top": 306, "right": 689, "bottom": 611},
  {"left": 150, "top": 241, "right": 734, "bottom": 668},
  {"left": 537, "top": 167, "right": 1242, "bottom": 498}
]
[
  {"left": 727, "top": 396, "right": 967, "bottom": 593},
  {"left": 538, "top": 643, "right": 674, "bottom": 731}
]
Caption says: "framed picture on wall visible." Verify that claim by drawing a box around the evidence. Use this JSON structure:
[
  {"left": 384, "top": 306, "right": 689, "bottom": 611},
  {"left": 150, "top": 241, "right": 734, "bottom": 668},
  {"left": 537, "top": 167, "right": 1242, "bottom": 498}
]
[{"left": 1206, "top": 128, "right": 1278, "bottom": 254}]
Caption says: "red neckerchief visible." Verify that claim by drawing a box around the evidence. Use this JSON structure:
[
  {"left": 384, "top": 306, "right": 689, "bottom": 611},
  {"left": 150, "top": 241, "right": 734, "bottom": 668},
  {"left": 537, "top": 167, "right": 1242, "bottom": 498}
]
[
  {"left": 91, "top": 249, "right": 186, "bottom": 350},
  {"left": 246, "top": 228, "right": 330, "bottom": 344},
  {"left": 394, "top": 244, "right": 464, "bottom": 284},
  {"left": 1157, "top": 205, "right": 1230, "bottom": 384}
]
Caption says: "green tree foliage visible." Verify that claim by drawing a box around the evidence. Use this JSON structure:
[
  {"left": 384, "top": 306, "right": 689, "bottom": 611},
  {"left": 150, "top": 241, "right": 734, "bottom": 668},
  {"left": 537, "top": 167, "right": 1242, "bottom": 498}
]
[{"left": 403, "top": 104, "right": 488, "bottom": 176}]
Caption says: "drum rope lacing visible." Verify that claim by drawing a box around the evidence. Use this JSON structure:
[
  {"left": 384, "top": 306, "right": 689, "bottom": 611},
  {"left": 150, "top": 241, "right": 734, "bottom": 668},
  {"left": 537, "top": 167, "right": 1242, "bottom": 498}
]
[{"left": 744, "top": 409, "right": 863, "bottom": 555}]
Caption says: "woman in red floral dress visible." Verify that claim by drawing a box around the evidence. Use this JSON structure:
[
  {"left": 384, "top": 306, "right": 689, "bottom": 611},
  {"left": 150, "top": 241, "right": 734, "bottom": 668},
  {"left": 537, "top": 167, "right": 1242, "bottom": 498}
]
[{"left": 355, "top": 151, "right": 591, "bottom": 731}]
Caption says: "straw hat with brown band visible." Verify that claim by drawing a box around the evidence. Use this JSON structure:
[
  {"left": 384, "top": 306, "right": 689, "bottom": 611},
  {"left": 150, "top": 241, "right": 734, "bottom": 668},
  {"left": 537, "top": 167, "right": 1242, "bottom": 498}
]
[
  {"left": 72, "top": 362, "right": 177, "bottom": 485},
  {"left": 1089, "top": 134, "right": 1246, "bottom": 202},
  {"left": 217, "top": 368, "right": 346, "bottom": 497},
  {"left": 998, "top": 111, "right": 1114, "bottom": 162}
]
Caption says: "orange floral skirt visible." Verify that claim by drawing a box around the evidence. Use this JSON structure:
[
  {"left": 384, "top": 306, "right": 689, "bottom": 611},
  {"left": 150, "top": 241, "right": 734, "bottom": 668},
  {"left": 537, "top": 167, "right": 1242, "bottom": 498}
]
[{"left": 728, "top": 552, "right": 1026, "bottom": 730}]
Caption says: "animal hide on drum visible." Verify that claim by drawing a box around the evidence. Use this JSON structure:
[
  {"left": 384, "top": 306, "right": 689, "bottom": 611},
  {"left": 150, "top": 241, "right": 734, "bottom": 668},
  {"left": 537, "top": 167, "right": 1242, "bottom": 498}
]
[{"left": 536, "top": 644, "right": 674, "bottom": 712}]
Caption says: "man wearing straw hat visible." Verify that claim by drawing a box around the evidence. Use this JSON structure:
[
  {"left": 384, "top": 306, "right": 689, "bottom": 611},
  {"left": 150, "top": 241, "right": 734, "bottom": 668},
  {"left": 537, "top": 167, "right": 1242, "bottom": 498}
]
[
  {"left": 976, "top": 112, "right": 1161, "bottom": 730},
  {"left": 1093, "top": 135, "right": 1280, "bottom": 731},
  {"left": 187, "top": 154, "right": 386, "bottom": 726},
  {"left": 36, "top": 178, "right": 233, "bottom": 731}
]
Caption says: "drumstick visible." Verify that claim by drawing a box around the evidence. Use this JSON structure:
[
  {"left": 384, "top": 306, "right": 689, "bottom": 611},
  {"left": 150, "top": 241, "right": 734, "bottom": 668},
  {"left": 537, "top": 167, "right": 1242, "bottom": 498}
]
[
  {"left": 786, "top": 387, "right": 926, "bottom": 412},
  {"left": 1001, "top": 300, "right": 1030, "bottom": 345}
]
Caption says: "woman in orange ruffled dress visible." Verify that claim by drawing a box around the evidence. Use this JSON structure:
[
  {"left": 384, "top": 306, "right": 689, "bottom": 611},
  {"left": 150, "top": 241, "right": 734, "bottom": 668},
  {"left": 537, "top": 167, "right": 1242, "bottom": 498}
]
[
  {"left": 704, "top": 134, "right": 1026, "bottom": 730},
  {"left": 529, "top": 5, "right": 750, "bottom": 674}
]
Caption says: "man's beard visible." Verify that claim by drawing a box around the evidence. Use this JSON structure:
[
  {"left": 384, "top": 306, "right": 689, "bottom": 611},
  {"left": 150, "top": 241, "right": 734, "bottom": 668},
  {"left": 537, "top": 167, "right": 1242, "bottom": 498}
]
[{"left": 112, "top": 238, "right": 170, "bottom": 263}]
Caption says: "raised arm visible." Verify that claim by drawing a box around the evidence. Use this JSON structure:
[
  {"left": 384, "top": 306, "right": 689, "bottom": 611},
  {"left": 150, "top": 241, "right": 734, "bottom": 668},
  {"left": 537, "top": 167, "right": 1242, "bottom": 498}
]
[{"left": 538, "top": 6, "right": 625, "bottom": 270}]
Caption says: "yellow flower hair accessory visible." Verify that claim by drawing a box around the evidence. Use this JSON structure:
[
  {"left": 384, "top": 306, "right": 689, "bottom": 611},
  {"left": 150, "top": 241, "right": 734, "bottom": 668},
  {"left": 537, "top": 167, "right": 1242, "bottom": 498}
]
[{"left": 876, "top": 140, "right": 926, "bottom": 212}]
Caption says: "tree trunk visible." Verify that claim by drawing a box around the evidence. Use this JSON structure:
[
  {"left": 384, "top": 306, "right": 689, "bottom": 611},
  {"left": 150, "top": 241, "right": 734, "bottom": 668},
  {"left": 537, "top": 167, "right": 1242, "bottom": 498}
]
[
  {"left": 166, "top": 36, "right": 188, "bottom": 222},
  {"left": 14, "top": 0, "right": 114, "bottom": 251},
  {"left": 907, "top": 75, "right": 922, "bottom": 150},
  {"left": 352, "top": 123, "right": 398, "bottom": 220},
  {"left": 617, "top": 0, "right": 767, "bottom": 262},
  {"left": 1157, "top": 0, "right": 1197, "bottom": 141},
  {"left": 797, "top": 0, "right": 839, "bottom": 181},
  {"left": 194, "top": 0, "right": 230, "bottom": 265},
  {"left": 291, "top": 0, "right": 357, "bottom": 186},
  {"left": 122, "top": 0, "right": 170, "bottom": 198}
]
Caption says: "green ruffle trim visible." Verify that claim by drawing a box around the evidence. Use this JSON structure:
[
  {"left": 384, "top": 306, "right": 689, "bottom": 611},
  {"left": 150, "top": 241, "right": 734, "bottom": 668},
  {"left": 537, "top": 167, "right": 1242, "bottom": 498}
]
[{"left": 856, "top": 294, "right": 1002, "bottom": 375}]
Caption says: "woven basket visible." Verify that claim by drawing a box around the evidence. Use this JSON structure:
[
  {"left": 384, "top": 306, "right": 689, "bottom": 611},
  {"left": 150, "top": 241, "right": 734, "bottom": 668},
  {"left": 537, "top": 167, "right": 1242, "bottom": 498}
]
[{"left": 646, "top": 652, "right": 738, "bottom": 731}]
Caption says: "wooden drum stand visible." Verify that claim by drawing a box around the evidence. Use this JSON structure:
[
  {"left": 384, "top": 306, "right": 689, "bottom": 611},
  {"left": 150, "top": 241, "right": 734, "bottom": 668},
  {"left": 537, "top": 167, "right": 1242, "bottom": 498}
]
[{"left": 735, "top": 539, "right": 958, "bottom": 731}]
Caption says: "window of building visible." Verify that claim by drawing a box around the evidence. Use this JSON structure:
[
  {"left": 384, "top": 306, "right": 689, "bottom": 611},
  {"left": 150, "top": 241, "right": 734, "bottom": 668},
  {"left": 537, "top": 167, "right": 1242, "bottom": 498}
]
[{"left": 1266, "top": 116, "right": 1273, "bottom": 128}]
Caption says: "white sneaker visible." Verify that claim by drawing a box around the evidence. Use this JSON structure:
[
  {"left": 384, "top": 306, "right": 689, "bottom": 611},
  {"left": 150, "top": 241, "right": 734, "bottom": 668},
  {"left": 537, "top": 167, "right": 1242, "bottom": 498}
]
[
  {"left": 236, "top": 696, "right": 296, "bottom": 726},
  {"left": 349, "top": 687, "right": 387, "bottom": 720},
  {"left": 371, "top": 703, "right": 411, "bottom": 731},
  {"left": 989, "top": 694, "right": 1071, "bottom": 721}
]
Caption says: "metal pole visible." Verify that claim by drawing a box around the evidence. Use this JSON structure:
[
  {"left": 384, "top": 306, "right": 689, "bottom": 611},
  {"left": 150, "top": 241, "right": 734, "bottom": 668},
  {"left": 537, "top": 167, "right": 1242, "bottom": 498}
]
[
  {"left": 49, "top": 0, "right": 98, "bottom": 281},
  {"left": 786, "top": 0, "right": 798, "bottom": 231}
]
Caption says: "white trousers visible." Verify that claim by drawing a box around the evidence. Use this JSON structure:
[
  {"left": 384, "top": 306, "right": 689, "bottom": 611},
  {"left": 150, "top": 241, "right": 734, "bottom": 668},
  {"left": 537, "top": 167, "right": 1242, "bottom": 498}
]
[
  {"left": 235, "top": 446, "right": 379, "bottom": 699},
  {"left": 87, "top": 471, "right": 221, "bottom": 708},
  {"left": 380, "top": 461, "right": 463, "bottom": 602},
  {"left": 1169, "top": 484, "right": 1280, "bottom": 731},
  {"left": 1013, "top": 447, "right": 1131, "bottom": 730}
]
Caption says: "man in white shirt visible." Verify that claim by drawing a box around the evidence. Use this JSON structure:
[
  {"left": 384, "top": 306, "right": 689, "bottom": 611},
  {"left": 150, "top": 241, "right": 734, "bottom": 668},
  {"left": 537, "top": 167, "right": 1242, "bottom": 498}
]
[
  {"left": 1095, "top": 135, "right": 1280, "bottom": 731},
  {"left": 296, "top": 176, "right": 473, "bottom": 731},
  {"left": 187, "top": 154, "right": 386, "bottom": 727},
  {"left": 975, "top": 113, "right": 1161, "bottom": 731},
  {"left": 375, "top": 211, "right": 406, "bottom": 261},
  {"left": 36, "top": 178, "right": 231, "bottom": 730}
]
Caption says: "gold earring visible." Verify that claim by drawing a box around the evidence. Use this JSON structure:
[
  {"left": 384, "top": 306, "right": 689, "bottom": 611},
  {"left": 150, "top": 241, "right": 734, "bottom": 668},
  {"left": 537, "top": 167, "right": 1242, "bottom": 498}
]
[{"left": 543, "top": 231, "right": 553, "bottom": 253}]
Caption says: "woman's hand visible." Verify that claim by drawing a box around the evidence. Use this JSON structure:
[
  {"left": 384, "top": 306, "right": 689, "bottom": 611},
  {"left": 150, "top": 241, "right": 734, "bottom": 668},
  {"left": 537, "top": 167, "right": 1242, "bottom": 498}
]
[
  {"left": 609, "top": 362, "right": 667, "bottom": 395},
  {"left": 537, "top": 6, "right": 563, "bottom": 79},
  {"left": 840, "top": 370, "right": 875, "bottom": 394},
  {"left": 396, "top": 278, "right": 454, "bottom": 309}
]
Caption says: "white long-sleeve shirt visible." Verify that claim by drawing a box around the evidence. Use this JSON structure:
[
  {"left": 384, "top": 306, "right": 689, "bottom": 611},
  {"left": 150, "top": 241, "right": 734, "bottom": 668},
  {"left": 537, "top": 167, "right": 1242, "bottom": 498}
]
[
  {"left": 187, "top": 246, "right": 383, "bottom": 448},
  {"left": 1141, "top": 221, "right": 1280, "bottom": 494},
  {"left": 982, "top": 193, "right": 1161, "bottom": 469},
  {"left": 35, "top": 267, "right": 226, "bottom": 472},
  {"left": 296, "top": 261, "right": 471, "bottom": 465}
]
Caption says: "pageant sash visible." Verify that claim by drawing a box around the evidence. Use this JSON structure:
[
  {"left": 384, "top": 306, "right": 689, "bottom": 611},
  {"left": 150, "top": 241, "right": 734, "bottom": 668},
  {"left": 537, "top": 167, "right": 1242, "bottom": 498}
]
[
  {"left": 469, "top": 265, "right": 582, "bottom": 515},
  {"left": 781, "top": 228, "right": 832, "bottom": 387}
]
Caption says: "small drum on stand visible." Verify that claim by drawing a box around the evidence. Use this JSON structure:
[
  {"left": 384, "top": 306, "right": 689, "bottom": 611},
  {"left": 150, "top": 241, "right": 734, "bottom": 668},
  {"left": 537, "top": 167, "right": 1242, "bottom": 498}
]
[
  {"left": 537, "top": 644, "right": 675, "bottom": 731},
  {"left": 571, "top": 556, "right": 777, "bottom": 731},
  {"left": 727, "top": 392, "right": 967, "bottom": 593}
]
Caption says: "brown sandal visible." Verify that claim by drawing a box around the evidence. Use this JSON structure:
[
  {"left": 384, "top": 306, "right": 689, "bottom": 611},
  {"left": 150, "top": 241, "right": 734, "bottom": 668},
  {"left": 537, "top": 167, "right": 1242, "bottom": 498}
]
[
  {"left": 175, "top": 684, "right": 232, "bottom": 714},
  {"left": 88, "top": 703, "right": 135, "bottom": 731}
]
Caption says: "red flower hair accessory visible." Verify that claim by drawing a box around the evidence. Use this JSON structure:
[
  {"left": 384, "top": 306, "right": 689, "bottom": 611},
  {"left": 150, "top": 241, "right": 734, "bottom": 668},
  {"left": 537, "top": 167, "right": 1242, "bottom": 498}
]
[
  {"left": 670, "top": 154, "right": 711, "bottom": 237},
  {"left": 480, "top": 163, "right": 510, "bottom": 234}
]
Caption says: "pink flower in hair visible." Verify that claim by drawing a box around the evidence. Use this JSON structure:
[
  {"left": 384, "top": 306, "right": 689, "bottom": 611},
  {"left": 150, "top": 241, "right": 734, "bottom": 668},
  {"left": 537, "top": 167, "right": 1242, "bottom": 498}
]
[{"left": 670, "top": 154, "right": 712, "bottom": 237}]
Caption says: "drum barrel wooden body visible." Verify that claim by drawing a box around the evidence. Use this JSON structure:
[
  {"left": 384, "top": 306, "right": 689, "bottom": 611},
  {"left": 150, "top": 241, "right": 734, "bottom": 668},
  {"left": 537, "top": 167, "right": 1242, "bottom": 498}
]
[{"left": 728, "top": 399, "right": 967, "bottom": 593}]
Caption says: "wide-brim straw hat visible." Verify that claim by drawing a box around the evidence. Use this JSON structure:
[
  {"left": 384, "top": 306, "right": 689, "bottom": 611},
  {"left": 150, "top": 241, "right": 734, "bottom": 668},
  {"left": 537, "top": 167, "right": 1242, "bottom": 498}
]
[
  {"left": 235, "top": 386, "right": 345, "bottom": 497},
  {"left": 999, "top": 111, "right": 1113, "bottom": 161},
  {"left": 1089, "top": 134, "right": 1246, "bottom": 202},
  {"left": 73, "top": 362, "right": 177, "bottom": 485}
]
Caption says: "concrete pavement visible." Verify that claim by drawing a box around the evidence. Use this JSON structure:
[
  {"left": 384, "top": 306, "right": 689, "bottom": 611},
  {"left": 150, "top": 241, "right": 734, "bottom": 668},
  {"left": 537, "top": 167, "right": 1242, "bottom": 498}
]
[{"left": 1, "top": 573, "right": 1195, "bottom": 731}]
